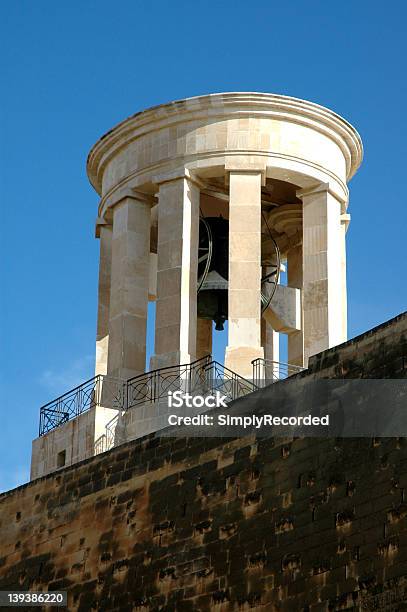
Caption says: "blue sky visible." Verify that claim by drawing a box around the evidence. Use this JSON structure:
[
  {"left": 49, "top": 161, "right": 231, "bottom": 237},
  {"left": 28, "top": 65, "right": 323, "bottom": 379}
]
[{"left": 1, "top": 1, "right": 406, "bottom": 492}]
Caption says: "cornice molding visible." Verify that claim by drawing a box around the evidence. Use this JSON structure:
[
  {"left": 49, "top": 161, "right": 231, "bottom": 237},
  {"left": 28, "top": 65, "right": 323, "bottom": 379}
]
[{"left": 87, "top": 92, "right": 363, "bottom": 195}]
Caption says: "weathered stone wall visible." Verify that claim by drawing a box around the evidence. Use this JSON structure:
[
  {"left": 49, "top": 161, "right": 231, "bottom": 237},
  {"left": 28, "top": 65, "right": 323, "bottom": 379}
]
[{"left": 0, "top": 312, "right": 406, "bottom": 612}]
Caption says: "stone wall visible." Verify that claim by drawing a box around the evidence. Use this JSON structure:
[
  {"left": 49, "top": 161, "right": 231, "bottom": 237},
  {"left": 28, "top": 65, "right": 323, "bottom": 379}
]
[{"left": 1, "top": 312, "right": 406, "bottom": 611}]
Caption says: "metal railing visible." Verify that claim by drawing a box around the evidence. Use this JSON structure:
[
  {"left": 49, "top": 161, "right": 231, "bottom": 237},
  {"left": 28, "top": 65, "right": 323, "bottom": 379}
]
[
  {"left": 252, "top": 358, "right": 305, "bottom": 388},
  {"left": 127, "top": 355, "right": 212, "bottom": 409},
  {"left": 39, "top": 375, "right": 126, "bottom": 436},
  {"left": 39, "top": 355, "right": 259, "bottom": 437},
  {"left": 203, "top": 360, "right": 257, "bottom": 401},
  {"left": 126, "top": 356, "right": 257, "bottom": 410}
]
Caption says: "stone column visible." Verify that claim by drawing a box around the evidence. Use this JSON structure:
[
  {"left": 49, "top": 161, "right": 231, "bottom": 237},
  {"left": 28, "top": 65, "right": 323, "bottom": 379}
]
[
  {"left": 287, "top": 243, "right": 305, "bottom": 367},
  {"left": 95, "top": 221, "right": 112, "bottom": 376},
  {"left": 151, "top": 171, "right": 200, "bottom": 369},
  {"left": 196, "top": 319, "right": 212, "bottom": 360},
  {"left": 299, "top": 184, "right": 346, "bottom": 364},
  {"left": 107, "top": 194, "right": 151, "bottom": 380},
  {"left": 225, "top": 171, "right": 264, "bottom": 378}
]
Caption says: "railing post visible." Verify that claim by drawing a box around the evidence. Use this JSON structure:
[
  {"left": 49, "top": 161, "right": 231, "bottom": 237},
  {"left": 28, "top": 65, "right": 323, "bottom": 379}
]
[
  {"left": 95, "top": 375, "right": 100, "bottom": 407},
  {"left": 77, "top": 387, "right": 81, "bottom": 418},
  {"left": 122, "top": 380, "right": 127, "bottom": 411},
  {"left": 251, "top": 358, "right": 259, "bottom": 388},
  {"left": 187, "top": 362, "right": 192, "bottom": 395}
]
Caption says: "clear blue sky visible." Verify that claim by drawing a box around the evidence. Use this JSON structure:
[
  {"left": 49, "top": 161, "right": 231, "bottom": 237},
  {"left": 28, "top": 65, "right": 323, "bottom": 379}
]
[{"left": 1, "top": 1, "right": 406, "bottom": 492}]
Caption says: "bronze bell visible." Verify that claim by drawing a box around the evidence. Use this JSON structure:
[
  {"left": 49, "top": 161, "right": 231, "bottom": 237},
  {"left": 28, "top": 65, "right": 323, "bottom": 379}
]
[{"left": 197, "top": 216, "right": 229, "bottom": 331}]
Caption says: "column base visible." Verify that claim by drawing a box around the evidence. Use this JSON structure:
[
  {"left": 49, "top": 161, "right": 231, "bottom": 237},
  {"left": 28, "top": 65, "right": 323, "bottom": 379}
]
[{"left": 224, "top": 346, "right": 264, "bottom": 379}]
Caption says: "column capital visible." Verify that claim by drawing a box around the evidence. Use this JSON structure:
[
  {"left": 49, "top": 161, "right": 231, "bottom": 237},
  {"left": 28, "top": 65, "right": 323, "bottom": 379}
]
[
  {"left": 95, "top": 216, "right": 112, "bottom": 238},
  {"left": 113, "top": 192, "right": 157, "bottom": 209},
  {"left": 131, "top": 189, "right": 158, "bottom": 204},
  {"left": 296, "top": 182, "right": 348, "bottom": 208},
  {"left": 340, "top": 212, "right": 351, "bottom": 233},
  {"left": 152, "top": 167, "right": 205, "bottom": 189},
  {"left": 225, "top": 160, "right": 266, "bottom": 186},
  {"left": 103, "top": 185, "right": 157, "bottom": 212}
]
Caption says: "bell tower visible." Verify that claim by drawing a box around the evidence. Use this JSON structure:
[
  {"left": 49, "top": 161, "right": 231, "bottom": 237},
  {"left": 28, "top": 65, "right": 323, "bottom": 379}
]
[{"left": 89, "top": 93, "right": 362, "bottom": 379}]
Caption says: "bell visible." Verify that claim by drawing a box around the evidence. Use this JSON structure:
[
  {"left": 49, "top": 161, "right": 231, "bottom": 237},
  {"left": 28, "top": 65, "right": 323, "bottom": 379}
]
[{"left": 197, "top": 216, "right": 229, "bottom": 331}]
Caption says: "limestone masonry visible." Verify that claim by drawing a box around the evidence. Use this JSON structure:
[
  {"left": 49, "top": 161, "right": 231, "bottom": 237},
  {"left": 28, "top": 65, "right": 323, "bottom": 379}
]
[
  {"left": 1, "top": 312, "right": 406, "bottom": 611},
  {"left": 31, "top": 93, "right": 364, "bottom": 480}
]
